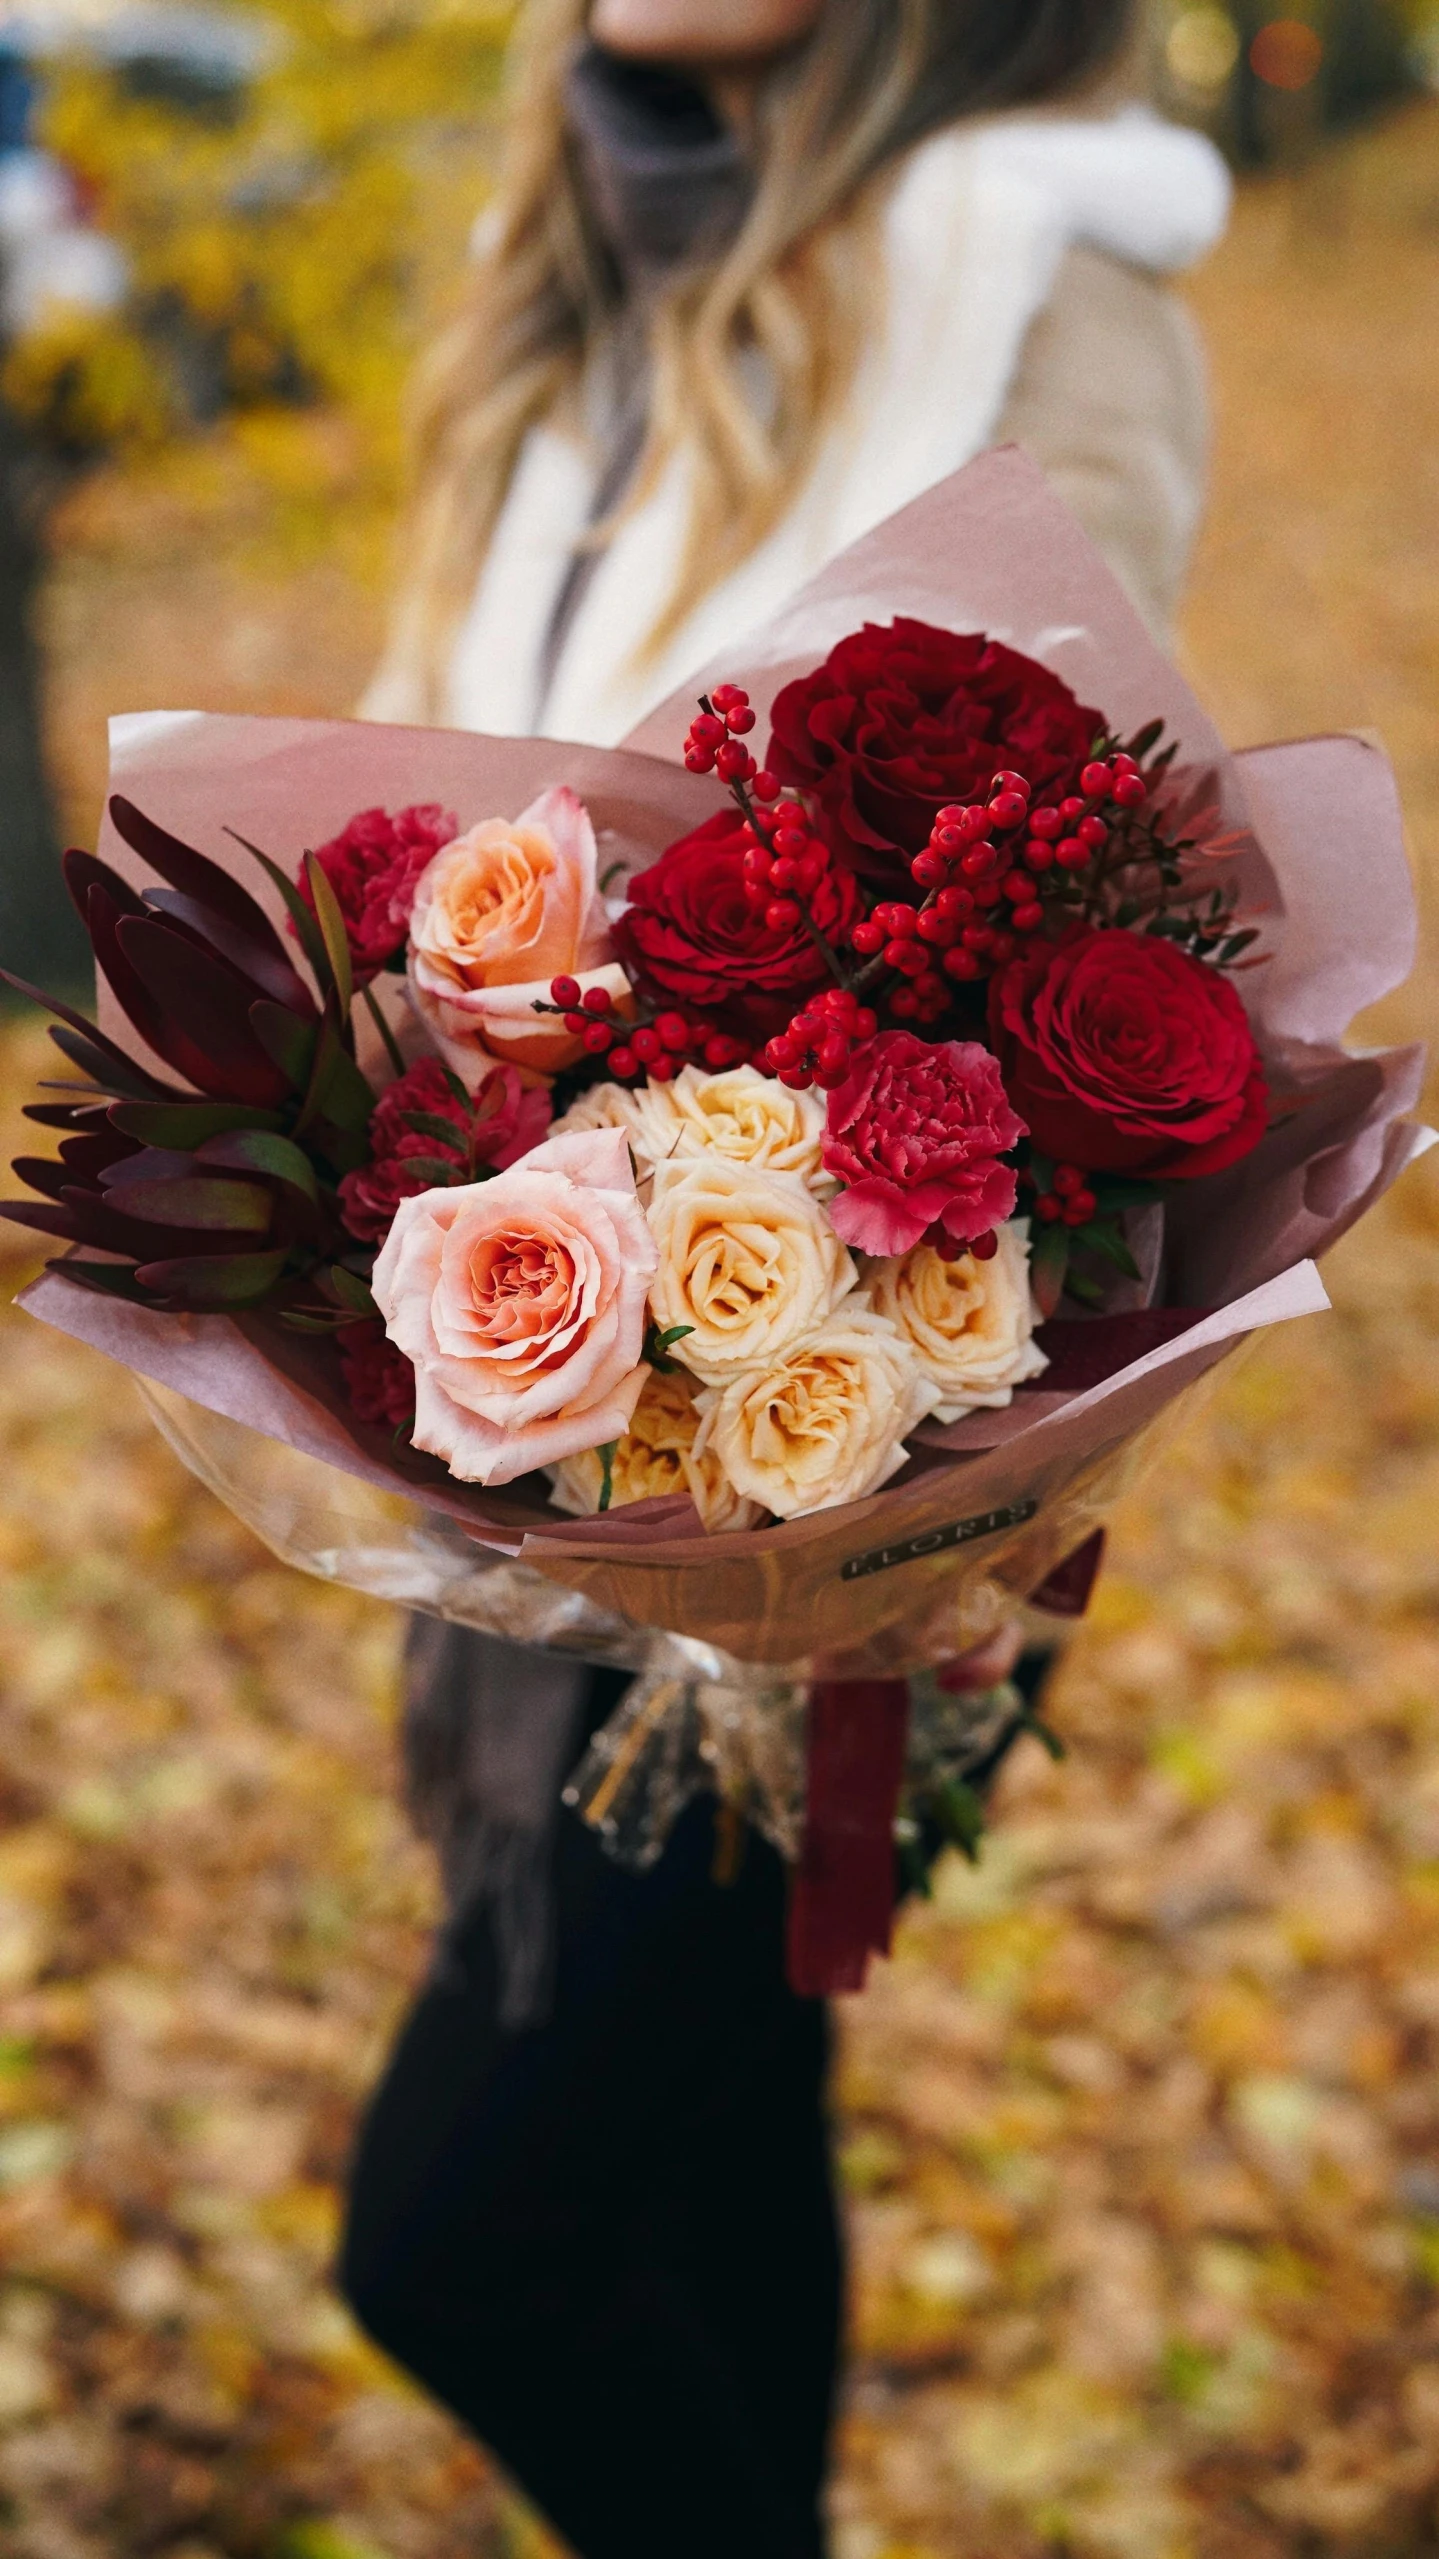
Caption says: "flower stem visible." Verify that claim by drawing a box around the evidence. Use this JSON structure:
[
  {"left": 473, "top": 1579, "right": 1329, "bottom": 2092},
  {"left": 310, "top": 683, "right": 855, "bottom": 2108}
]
[{"left": 362, "top": 983, "right": 406, "bottom": 1080}]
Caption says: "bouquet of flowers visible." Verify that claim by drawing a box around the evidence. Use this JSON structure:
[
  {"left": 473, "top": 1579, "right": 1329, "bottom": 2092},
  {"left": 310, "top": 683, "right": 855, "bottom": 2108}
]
[{"left": 6, "top": 453, "right": 1427, "bottom": 1990}]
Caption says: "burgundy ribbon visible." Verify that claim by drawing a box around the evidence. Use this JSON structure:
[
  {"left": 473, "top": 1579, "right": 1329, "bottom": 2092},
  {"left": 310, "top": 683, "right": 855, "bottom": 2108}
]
[
  {"left": 785, "top": 1679, "right": 910, "bottom": 1998},
  {"left": 784, "top": 1536, "right": 1109, "bottom": 1997}
]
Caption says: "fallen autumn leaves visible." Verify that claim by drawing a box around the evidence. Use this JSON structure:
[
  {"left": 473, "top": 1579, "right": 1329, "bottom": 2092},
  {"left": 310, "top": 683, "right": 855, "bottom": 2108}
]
[{"left": 4, "top": 1033, "right": 1439, "bottom": 2559}]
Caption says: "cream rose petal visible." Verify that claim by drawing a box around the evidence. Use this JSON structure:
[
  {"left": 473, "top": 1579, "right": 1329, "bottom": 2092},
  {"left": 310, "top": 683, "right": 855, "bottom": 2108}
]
[
  {"left": 691, "top": 1307, "right": 940, "bottom": 1521},
  {"left": 549, "top": 1083, "right": 646, "bottom": 1149},
  {"left": 646, "top": 1156, "right": 855, "bottom": 1385},
  {"left": 629, "top": 1064, "right": 831, "bottom": 1193},
  {"left": 681, "top": 1438, "right": 765, "bottom": 1535},
  {"left": 866, "top": 1218, "right": 1049, "bottom": 1423},
  {"left": 547, "top": 1362, "right": 763, "bottom": 1533}
]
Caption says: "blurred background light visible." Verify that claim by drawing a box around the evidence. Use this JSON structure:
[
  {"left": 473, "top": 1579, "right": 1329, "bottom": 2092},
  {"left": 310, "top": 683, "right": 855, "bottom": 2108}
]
[
  {"left": 1250, "top": 15, "right": 1326, "bottom": 86},
  {"left": 1167, "top": 5, "right": 1243, "bottom": 90},
  {"left": 1411, "top": 9, "right": 1439, "bottom": 89}
]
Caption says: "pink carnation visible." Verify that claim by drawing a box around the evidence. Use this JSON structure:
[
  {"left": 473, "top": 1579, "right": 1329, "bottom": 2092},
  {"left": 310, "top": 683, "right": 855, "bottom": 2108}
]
[
  {"left": 301, "top": 805, "right": 458, "bottom": 984},
  {"left": 339, "top": 1322, "right": 416, "bottom": 1429},
  {"left": 821, "top": 1031, "right": 1026, "bottom": 1256},
  {"left": 339, "top": 1056, "right": 550, "bottom": 1245}
]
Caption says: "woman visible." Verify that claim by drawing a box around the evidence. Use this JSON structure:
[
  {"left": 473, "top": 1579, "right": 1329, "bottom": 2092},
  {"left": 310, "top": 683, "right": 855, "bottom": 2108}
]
[{"left": 342, "top": 5, "right": 1229, "bottom": 2553}]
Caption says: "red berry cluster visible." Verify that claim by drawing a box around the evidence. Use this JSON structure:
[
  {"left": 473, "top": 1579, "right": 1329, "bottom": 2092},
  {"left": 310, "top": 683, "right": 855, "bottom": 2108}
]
[
  {"left": 761, "top": 985, "right": 878, "bottom": 1093},
  {"left": 739, "top": 808, "right": 832, "bottom": 928},
  {"left": 844, "top": 749, "right": 1150, "bottom": 1004},
  {"left": 1021, "top": 750, "right": 1146, "bottom": 874},
  {"left": 1033, "top": 1163, "right": 1098, "bottom": 1227},
  {"left": 847, "top": 770, "right": 1038, "bottom": 1002},
  {"left": 684, "top": 684, "right": 768, "bottom": 787},
  {"left": 547, "top": 977, "right": 745, "bottom": 1085}
]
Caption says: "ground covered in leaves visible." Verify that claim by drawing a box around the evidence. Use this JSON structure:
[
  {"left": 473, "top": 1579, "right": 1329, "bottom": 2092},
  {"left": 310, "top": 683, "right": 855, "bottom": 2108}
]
[{"left": 3, "top": 97, "right": 1438, "bottom": 2559}]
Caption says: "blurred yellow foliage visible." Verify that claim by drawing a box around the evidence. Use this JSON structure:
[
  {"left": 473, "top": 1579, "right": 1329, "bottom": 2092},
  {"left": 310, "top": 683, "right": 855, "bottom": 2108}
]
[
  {"left": 12, "top": 0, "right": 512, "bottom": 529},
  {"left": 1, "top": 307, "right": 170, "bottom": 450}
]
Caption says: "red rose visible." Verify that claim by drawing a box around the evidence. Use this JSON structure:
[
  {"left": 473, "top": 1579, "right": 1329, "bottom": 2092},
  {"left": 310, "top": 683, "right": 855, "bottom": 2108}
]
[
  {"left": 822, "top": 1030, "right": 1025, "bottom": 1256},
  {"left": 339, "top": 1322, "right": 416, "bottom": 1429},
  {"left": 301, "top": 804, "right": 457, "bottom": 984},
  {"left": 338, "top": 1056, "right": 550, "bottom": 1245},
  {"left": 767, "top": 620, "right": 1103, "bottom": 878},
  {"left": 989, "top": 927, "right": 1268, "bottom": 1180},
  {"left": 613, "top": 812, "right": 862, "bottom": 1035}
]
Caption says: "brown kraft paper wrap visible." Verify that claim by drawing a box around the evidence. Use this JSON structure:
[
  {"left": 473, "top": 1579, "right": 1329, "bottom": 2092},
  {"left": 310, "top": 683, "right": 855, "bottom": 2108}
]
[{"left": 17, "top": 449, "right": 1430, "bottom": 1688}]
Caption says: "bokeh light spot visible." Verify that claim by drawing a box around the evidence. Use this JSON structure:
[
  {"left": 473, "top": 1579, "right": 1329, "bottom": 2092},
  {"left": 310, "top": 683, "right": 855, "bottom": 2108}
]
[
  {"left": 1249, "top": 17, "right": 1325, "bottom": 88},
  {"left": 1167, "top": 6, "right": 1241, "bottom": 90}
]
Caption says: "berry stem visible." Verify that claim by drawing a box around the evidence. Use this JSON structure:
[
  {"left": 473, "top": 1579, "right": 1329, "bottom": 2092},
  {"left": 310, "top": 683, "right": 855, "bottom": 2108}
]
[{"left": 701, "top": 695, "right": 852, "bottom": 994}]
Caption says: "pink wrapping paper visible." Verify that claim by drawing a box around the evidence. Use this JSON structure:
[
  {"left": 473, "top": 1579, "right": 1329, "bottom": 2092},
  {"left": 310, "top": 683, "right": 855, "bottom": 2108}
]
[{"left": 19, "top": 451, "right": 1430, "bottom": 1673}]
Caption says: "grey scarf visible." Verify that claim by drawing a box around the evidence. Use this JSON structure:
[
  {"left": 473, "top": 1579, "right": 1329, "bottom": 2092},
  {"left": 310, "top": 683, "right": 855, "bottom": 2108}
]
[{"left": 534, "top": 42, "right": 752, "bottom": 718}]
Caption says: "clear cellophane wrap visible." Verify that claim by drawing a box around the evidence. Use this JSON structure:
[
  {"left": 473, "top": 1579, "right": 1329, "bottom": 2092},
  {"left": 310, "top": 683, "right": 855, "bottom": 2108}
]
[{"left": 22, "top": 451, "right": 1431, "bottom": 1872}]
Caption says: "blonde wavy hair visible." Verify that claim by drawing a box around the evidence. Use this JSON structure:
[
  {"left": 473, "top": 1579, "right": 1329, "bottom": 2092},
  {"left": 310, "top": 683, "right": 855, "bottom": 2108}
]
[{"left": 388, "top": 0, "right": 1137, "bottom": 715}]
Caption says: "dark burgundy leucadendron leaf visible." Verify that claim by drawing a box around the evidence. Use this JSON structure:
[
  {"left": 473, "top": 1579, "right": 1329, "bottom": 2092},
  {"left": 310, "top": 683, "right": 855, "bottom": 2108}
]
[
  {"left": 0, "top": 972, "right": 188, "bottom": 1102},
  {"left": 107, "top": 1099, "right": 287, "bottom": 1147},
  {"left": 108, "top": 795, "right": 311, "bottom": 983},
  {"left": 62, "top": 850, "right": 145, "bottom": 924},
  {"left": 56, "top": 1130, "right": 135, "bottom": 1184},
  {"left": 8, "top": 801, "right": 367, "bottom": 1321},
  {"left": 140, "top": 885, "right": 316, "bottom": 1016},
  {"left": 102, "top": 1176, "right": 274, "bottom": 1234},
  {"left": 250, "top": 1001, "right": 317, "bottom": 1090},
  {"left": 76, "top": 852, "right": 297, "bottom": 1054},
  {"left": 0, "top": 1191, "right": 242, "bottom": 1260},
  {"left": 132, "top": 1247, "right": 288, "bottom": 1308},
  {"left": 193, "top": 1128, "right": 320, "bottom": 1205},
  {"left": 45, "top": 1023, "right": 181, "bottom": 1103},
  {"left": 115, "top": 915, "right": 294, "bottom": 1108},
  {"left": 81, "top": 878, "right": 224, "bottom": 1096},
  {"left": 8, "top": 1159, "right": 74, "bottom": 1204},
  {"left": 22, "top": 1102, "right": 112, "bottom": 1131},
  {"left": 45, "top": 1259, "right": 153, "bottom": 1304}
]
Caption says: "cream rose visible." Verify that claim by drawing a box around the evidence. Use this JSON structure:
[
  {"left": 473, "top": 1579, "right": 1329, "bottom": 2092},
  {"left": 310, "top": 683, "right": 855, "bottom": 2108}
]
[
  {"left": 866, "top": 1219, "right": 1049, "bottom": 1423},
  {"left": 646, "top": 1156, "right": 855, "bottom": 1386},
  {"left": 691, "top": 1307, "right": 940, "bottom": 1521},
  {"left": 407, "top": 784, "right": 627, "bottom": 1085},
  {"left": 371, "top": 1126, "right": 656, "bottom": 1485},
  {"left": 547, "top": 1363, "right": 761, "bottom": 1533},
  {"left": 548, "top": 1081, "right": 646, "bottom": 1151},
  {"left": 628, "top": 1064, "right": 830, "bottom": 1193}
]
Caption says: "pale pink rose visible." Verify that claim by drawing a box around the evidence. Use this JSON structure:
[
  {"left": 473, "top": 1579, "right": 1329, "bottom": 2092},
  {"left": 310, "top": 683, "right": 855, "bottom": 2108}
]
[
  {"left": 370, "top": 1127, "right": 657, "bottom": 1486},
  {"left": 406, "top": 785, "right": 627, "bottom": 1085}
]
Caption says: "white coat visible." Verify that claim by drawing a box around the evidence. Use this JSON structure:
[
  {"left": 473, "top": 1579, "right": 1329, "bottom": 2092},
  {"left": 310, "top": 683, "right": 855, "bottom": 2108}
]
[{"left": 366, "top": 107, "right": 1230, "bottom": 744}]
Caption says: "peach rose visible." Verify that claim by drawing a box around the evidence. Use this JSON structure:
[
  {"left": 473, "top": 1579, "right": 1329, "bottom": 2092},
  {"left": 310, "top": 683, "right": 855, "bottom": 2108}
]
[
  {"left": 406, "top": 784, "right": 628, "bottom": 1085},
  {"left": 370, "top": 1126, "right": 656, "bottom": 1486},
  {"left": 546, "top": 1363, "right": 761, "bottom": 1532},
  {"left": 691, "top": 1308, "right": 939, "bottom": 1520}
]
